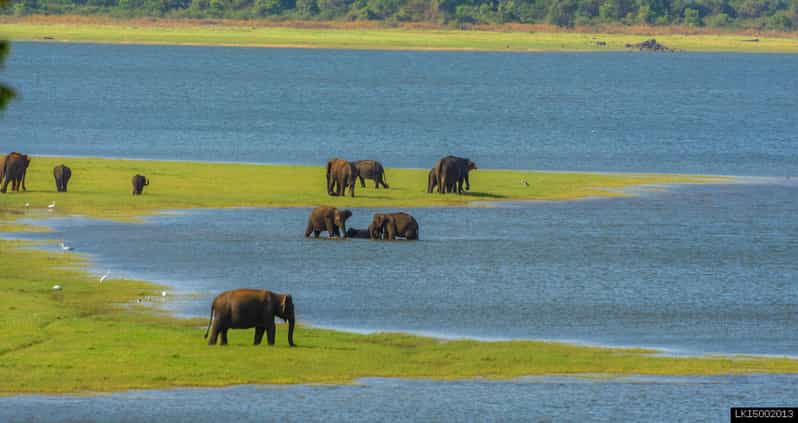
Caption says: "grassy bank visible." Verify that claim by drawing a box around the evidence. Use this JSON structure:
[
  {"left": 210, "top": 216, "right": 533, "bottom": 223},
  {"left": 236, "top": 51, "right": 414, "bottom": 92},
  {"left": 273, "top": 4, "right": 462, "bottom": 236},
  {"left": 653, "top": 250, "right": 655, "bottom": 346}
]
[
  {"left": 0, "top": 156, "right": 718, "bottom": 220},
  {"left": 2, "top": 17, "right": 798, "bottom": 52},
  {"left": 1, "top": 238, "right": 797, "bottom": 395},
  {"left": 4, "top": 157, "right": 793, "bottom": 395}
]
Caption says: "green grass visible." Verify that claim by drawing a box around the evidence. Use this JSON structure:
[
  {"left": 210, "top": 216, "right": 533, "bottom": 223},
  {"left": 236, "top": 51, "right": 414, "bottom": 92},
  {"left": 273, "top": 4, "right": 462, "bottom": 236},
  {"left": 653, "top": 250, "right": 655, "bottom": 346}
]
[
  {"left": 3, "top": 21, "right": 798, "bottom": 53},
  {"left": 1, "top": 240, "right": 797, "bottom": 395},
  {"left": 2, "top": 157, "right": 793, "bottom": 395},
  {"left": 0, "top": 156, "right": 719, "bottom": 221}
]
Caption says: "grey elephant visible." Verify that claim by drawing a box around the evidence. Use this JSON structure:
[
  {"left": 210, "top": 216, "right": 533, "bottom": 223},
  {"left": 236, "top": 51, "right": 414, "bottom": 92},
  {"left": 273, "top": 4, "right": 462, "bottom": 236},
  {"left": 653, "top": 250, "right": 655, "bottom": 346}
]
[
  {"left": 131, "top": 174, "right": 149, "bottom": 195},
  {"left": 371, "top": 212, "right": 419, "bottom": 240},
  {"left": 0, "top": 152, "right": 31, "bottom": 193},
  {"left": 53, "top": 164, "right": 72, "bottom": 192},
  {"left": 204, "top": 288, "right": 295, "bottom": 346},
  {"left": 436, "top": 156, "right": 477, "bottom": 194},
  {"left": 326, "top": 158, "right": 357, "bottom": 197},
  {"left": 353, "top": 160, "right": 390, "bottom": 189},
  {"left": 305, "top": 206, "right": 353, "bottom": 239}
]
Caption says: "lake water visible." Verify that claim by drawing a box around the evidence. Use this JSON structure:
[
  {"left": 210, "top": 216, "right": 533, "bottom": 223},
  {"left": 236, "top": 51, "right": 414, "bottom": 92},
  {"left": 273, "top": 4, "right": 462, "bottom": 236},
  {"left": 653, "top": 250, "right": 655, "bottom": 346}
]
[
  {"left": 3, "top": 42, "right": 798, "bottom": 176},
  {"left": 2, "top": 42, "right": 798, "bottom": 420}
]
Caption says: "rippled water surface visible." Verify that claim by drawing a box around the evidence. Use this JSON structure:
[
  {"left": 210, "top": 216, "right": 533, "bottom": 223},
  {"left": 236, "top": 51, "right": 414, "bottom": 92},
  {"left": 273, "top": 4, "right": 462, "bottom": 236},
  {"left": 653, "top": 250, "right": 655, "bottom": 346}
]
[
  {"left": 4, "top": 43, "right": 798, "bottom": 175},
  {"left": 2, "top": 375, "right": 796, "bottom": 423}
]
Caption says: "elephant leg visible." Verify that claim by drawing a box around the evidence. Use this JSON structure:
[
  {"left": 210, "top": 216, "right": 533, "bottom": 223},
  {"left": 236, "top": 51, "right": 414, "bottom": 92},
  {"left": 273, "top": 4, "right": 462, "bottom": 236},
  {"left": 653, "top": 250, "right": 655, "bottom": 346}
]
[
  {"left": 220, "top": 329, "right": 229, "bottom": 346},
  {"left": 313, "top": 230, "right": 320, "bottom": 239},
  {"left": 465, "top": 174, "right": 471, "bottom": 191},
  {"left": 208, "top": 323, "right": 221, "bottom": 345},
  {"left": 266, "top": 320, "right": 276, "bottom": 346},
  {"left": 325, "top": 218, "right": 336, "bottom": 239},
  {"left": 349, "top": 181, "right": 355, "bottom": 197},
  {"left": 359, "top": 175, "right": 365, "bottom": 188},
  {"left": 254, "top": 327, "right": 265, "bottom": 345}
]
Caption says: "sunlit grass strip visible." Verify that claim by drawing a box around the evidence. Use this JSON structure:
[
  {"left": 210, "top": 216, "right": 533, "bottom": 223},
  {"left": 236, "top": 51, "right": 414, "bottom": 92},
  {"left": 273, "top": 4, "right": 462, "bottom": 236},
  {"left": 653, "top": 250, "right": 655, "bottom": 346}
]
[
  {"left": 2, "top": 20, "right": 798, "bottom": 53},
  {"left": 0, "top": 239, "right": 796, "bottom": 395},
  {"left": 0, "top": 156, "right": 722, "bottom": 220}
]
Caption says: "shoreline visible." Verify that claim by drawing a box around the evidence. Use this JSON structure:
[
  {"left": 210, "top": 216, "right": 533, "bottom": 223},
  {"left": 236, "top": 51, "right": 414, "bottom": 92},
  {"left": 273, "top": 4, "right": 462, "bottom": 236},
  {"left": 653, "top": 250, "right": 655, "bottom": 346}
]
[{"left": 3, "top": 17, "right": 798, "bottom": 53}]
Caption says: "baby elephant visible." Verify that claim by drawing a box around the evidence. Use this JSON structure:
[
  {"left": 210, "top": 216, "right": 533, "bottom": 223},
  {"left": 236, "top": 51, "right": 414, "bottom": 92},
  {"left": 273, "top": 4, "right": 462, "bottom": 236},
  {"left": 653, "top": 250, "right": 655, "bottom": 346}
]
[
  {"left": 205, "top": 288, "right": 295, "bottom": 347},
  {"left": 131, "top": 174, "right": 149, "bottom": 195},
  {"left": 305, "top": 206, "right": 352, "bottom": 239},
  {"left": 371, "top": 212, "right": 419, "bottom": 240},
  {"left": 53, "top": 164, "right": 72, "bottom": 192},
  {"left": 345, "top": 227, "right": 373, "bottom": 239}
]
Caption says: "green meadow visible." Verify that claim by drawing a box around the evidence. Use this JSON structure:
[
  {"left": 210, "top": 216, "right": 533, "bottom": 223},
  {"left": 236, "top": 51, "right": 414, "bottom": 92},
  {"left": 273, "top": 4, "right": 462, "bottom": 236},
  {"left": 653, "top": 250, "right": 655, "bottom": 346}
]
[
  {"left": 3, "top": 157, "right": 796, "bottom": 395},
  {"left": 3, "top": 20, "right": 798, "bottom": 53}
]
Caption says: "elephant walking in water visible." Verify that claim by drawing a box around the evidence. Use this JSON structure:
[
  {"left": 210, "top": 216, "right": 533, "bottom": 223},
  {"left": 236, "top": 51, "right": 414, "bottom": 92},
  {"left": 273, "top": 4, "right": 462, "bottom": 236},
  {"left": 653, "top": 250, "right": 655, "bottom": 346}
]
[
  {"left": 371, "top": 212, "right": 419, "bottom": 240},
  {"left": 353, "top": 160, "right": 389, "bottom": 189},
  {"left": 326, "top": 158, "right": 357, "bottom": 197},
  {"left": 131, "top": 174, "right": 149, "bottom": 195},
  {"left": 0, "top": 152, "right": 31, "bottom": 193},
  {"left": 305, "top": 206, "right": 353, "bottom": 239},
  {"left": 53, "top": 165, "right": 72, "bottom": 192},
  {"left": 205, "top": 289, "right": 295, "bottom": 347}
]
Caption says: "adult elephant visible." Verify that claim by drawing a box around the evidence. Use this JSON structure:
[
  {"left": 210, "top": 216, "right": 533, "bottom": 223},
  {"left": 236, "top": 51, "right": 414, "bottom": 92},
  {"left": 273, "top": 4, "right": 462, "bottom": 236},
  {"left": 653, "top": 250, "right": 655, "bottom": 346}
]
[
  {"left": 353, "top": 160, "right": 389, "bottom": 189},
  {"left": 436, "top": 156, "right": 477, "bottom": 194},
  {"left": 53, "top": 164, "right": 72, "bottom": 193},
  {"left": 204, "top": 289, "right": 295, "bottom": 347},
  {"left": 131, "top": 174, "right": 149, "bottom": 195},
  {"left": 305, "top": 206, "right": 353, "bottom": 239},
  {"left": 0, "top": 152, "right": 31, "bottom": 193},
  {"left": 326, "top": 158, "right": 357, "bottom": 197},
  {"left": 371, "top": 212, "right": 419, "bottom": 240}
]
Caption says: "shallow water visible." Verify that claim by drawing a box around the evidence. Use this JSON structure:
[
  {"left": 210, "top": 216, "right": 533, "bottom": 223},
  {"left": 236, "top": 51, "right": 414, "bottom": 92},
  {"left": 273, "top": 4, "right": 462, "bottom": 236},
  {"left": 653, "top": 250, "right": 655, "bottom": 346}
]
[
  {"left": 1, "top": 375, "right": 796, "bottom": 422},
  {"left": 4, "top": 43, "right": 798, "bottom": 175},
  {"left": 17, "top": 180, "right": 798, "bottom": 356}
]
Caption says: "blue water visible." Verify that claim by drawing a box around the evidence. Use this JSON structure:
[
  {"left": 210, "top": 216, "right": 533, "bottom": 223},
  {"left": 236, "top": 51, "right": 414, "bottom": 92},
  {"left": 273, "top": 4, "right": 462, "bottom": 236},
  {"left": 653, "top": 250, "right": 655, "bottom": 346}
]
[
  {"left": 1, "top": 375, "right": 796, "bottom": 423},
  {"left": 3, "top": 43, "right": 798, "bottom": 175}
]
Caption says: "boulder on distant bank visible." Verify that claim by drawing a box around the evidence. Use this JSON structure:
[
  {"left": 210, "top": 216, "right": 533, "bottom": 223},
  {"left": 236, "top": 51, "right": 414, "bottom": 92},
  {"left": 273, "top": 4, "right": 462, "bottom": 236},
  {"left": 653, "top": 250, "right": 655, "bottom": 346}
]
[{"left": 625, "top": 39, "right": 674, "bottom": 52}]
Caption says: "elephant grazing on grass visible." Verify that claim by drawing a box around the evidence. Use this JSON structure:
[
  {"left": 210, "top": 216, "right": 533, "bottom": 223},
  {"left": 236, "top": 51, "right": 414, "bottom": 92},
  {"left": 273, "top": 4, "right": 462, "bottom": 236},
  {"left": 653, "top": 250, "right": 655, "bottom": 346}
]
[
  {"left": 0, "top": 152, "right": 31, "bottom": 193},
  {"left": 326, "top": 158, "right": 357, "bottom": 197},
  {"left": 305, "top": 206, "right": 353, "bottom": 239},
  {"left": 131, "top": 174, "right": 149, "bottom": 195},
  {"left": 53, "top": 165, "right": 72, "bottom": 192},
  {"left": 205, "top": 289, "right": 295, "bottom": 347},
  {"left": 435, "top": 156, "right": 477, "bottom": 194},
  {"left": 353, "top": 160, "right": 389, "bottom": 189}
]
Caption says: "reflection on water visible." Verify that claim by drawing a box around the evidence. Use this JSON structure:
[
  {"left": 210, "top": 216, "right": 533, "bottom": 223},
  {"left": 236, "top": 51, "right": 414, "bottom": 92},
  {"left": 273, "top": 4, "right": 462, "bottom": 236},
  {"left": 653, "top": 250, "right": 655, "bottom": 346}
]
[
  {"left": 16, "top": 181, "right": 798, "bottom": 356},
  {"left": 1, "top": 375, "right": 796, "bottom": 422}
]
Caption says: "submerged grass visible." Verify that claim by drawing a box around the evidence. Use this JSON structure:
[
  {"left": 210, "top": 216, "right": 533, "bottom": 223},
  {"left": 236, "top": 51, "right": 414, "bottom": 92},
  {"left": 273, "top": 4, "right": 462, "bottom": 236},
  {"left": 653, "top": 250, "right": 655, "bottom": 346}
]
[
  {"left": 0, "top": 156, "right": 716, "bottom": 220},
  {"left": 2, "top": 157, "right": 792, "bottom": 395},
  {"left": 2, "top": 18, "right": 798, "bottom": 53},
  {"left": 1, "top": 240, "right": 797, "bottom": 395}
]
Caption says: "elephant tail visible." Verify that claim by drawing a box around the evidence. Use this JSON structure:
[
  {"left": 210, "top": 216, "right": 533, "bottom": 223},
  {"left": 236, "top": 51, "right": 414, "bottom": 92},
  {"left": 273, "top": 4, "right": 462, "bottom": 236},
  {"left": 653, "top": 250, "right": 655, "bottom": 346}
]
[
  {"left": 144, "top": 178, "right": 150, "bottom": 186},
  {"left": 204, "top": 305, "right": 214, "bottom": 339}
]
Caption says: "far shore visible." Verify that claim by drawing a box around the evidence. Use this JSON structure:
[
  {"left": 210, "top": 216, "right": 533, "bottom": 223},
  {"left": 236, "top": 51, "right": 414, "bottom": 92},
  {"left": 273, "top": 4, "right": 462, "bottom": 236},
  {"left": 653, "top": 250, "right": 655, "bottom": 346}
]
[{"left": 2, "top": 16, "right": 798, "bottom": 53}]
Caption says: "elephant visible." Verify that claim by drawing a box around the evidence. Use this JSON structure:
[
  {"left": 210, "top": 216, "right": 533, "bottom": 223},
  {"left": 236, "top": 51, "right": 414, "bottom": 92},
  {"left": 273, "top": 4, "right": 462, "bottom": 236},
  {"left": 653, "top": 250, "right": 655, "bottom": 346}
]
[
  {"left": 371, "top": 212, "right": 419, "bottom": 240},
  {"left": 53, "top": 164, "right": 72, "bottom": 193},
  {"left": 426, "top": 166, "right": 439, "bottom": 194},
  {"left": 436, "top": 156, "right": 477, "bottom": 194},
  {"left": 353, "top": 160, "right": 389, "bottom": 189},
  {"left": 1, "top": 152, "right": 31, "bottom": 193},
  {"left": 204, "top": 288, "right": 295, "bottom": 347},
  {"left": 305, "top": 206, "right": 353, "bottom": 239},
  {"left": 131, "top": 174, "right": 149, "bottom": 195},
  {"left": 326, "top": 158, "right": 357, "bottom": 197},
  {"left": 345, "top": 227, "right": 372, "bottom": 239}
]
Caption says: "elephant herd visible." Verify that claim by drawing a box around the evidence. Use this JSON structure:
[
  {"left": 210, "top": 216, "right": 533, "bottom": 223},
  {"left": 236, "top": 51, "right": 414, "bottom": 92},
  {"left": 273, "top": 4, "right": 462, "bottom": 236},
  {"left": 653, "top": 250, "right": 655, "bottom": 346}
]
[
  {"left": 326, "top": 156, "right": 476, "bottom": 197},
  {"left": 304, "top": 207, "right": 419, "bottom": 241},
  {"left": 0, "top": 152, "right": 152, "bottom": 196}
]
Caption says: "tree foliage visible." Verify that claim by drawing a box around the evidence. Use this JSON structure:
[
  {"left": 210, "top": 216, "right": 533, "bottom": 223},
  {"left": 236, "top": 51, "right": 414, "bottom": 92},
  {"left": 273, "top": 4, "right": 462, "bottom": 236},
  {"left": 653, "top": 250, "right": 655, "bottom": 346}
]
[
  {"left": 1, "top": 0, "right": 795, "bottom": 29},
  {"left": 1, "top": 0, "right": 16, "bottom": 112}
]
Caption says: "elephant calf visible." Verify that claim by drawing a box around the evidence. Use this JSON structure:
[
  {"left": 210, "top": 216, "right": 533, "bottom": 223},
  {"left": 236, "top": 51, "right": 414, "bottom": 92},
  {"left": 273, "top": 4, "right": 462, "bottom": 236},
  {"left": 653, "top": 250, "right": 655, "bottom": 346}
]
[
  {"left": 305, "top": 206, "right": 353, "bottom": 239},
  {"left": 205, "top": 289, "right": 295, "bottom": 346},
  {"left": 345, "top": 227, "right": 372, "bottom": 239},
  {"left": 53, "top": 164, "right": 72, "bottom": 193},
  {"left": 131, "top": 174, "right": 149, "bottom": 195},
  {"left": 371, "top": 212, "right": 419, "bottom": 240}
]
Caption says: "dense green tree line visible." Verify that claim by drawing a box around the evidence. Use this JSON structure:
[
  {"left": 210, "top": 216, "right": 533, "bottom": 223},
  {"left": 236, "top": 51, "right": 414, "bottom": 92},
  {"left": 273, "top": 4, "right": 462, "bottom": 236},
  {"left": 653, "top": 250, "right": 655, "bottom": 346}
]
[
  {"left": 3, "top": 0, "right": 797, "bottom": 30},
  {"left": 1, "top": 0, "right": 16, "bottom": 111}
]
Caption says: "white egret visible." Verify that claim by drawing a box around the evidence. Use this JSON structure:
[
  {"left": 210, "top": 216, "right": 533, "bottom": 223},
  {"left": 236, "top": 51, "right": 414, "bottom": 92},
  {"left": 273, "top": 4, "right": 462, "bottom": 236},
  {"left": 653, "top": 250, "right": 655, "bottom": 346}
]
[
  {"left": 100, "top": 270, "right": 111, "bottom": 283},
  {"left": 52, "top": 285, "right": 62, "bottom": 291},
  {"left": 24, "top": 202, "right": 30, "bottom": 208},
  {"left": 59, "top": 240, "right": 74, "bottom": 251},
  {"left": 48, "top": 201, "right": 56, "bottom": 210},
  {"left": 161, "top": 291, "right": 167, "bottom": 297}
]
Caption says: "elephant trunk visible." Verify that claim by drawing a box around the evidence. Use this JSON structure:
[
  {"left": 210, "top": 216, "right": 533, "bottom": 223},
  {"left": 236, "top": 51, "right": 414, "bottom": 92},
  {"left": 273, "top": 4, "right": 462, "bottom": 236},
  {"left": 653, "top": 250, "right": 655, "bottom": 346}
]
[{"left": 287, "top": 316, "right": 296, "bottom": 347}]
